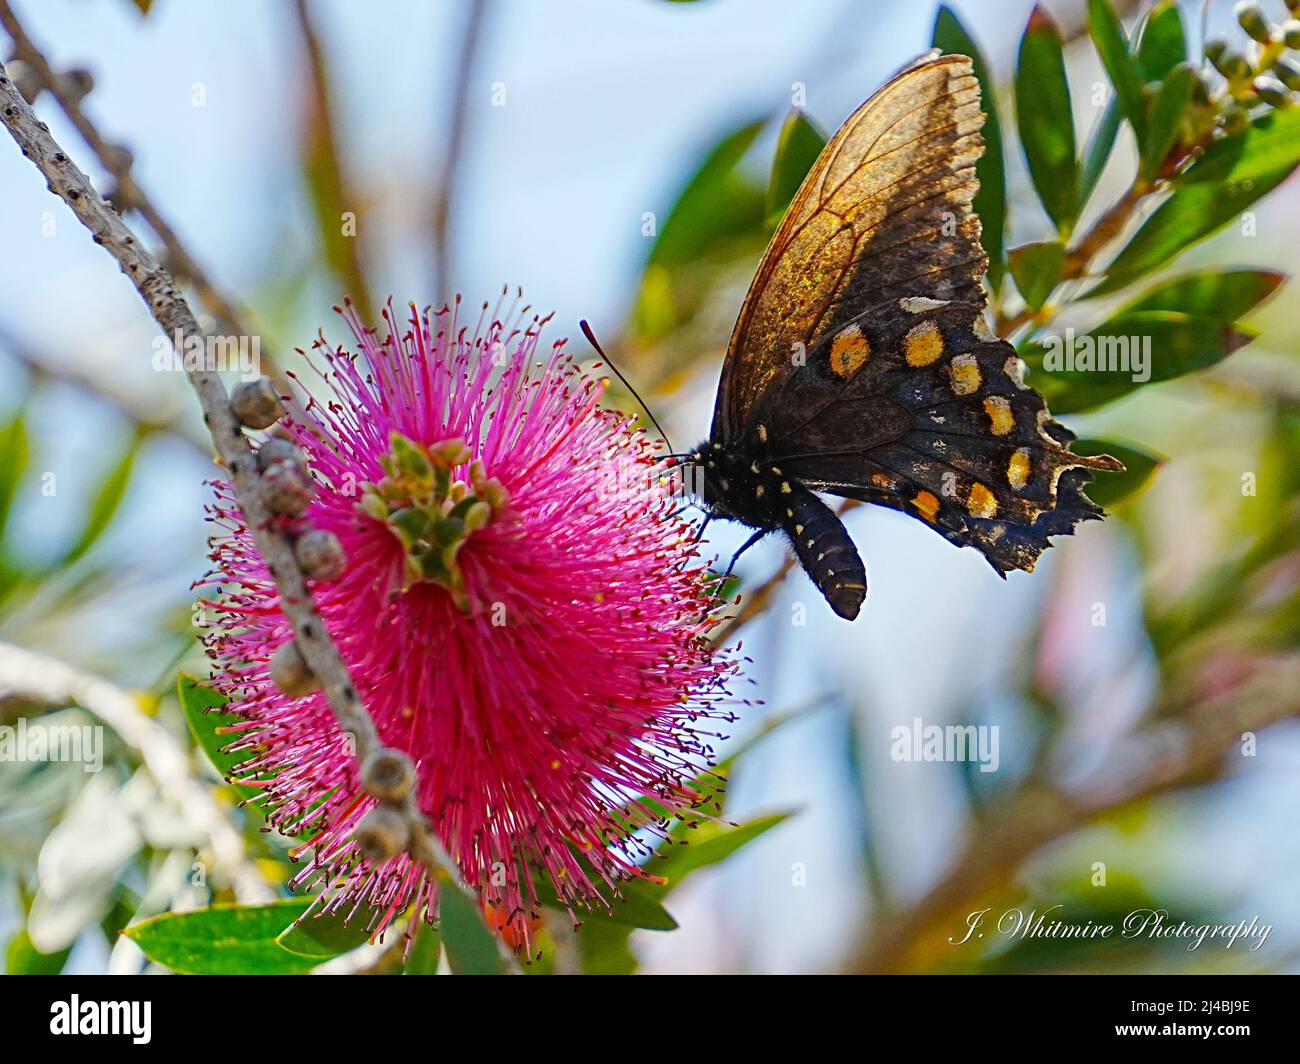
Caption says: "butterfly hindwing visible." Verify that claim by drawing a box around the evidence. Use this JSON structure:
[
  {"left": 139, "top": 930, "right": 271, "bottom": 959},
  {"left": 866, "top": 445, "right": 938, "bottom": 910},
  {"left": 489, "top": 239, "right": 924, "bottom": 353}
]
[{"left": 779, "top": 299, "right": 1122, "bottom": 574}]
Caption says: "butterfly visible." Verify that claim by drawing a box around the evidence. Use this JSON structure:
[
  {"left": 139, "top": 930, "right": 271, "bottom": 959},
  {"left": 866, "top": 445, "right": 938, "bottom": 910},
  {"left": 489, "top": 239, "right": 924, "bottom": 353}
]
[{"left": 687, "top": 52, "right": 1124, "bottom": 620}]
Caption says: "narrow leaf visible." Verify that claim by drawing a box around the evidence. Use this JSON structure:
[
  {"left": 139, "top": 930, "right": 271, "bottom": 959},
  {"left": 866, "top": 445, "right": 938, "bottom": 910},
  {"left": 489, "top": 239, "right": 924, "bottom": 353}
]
[
  {"left": 933, "top": 4, "right": 1008, "bottom": 288},
  {"left": 1071, "top": 439, "right": 1162, "bottom": 506},
  {"left": 276, "top": 908, "right": 374, "bottom": 959},
  {"left": 1088, "top": 0, "right": 1146, "bottom": 144},
  {"left": 635, "top": 118, "right": 767, "bottom": 340},
  {"left": 0, "top": 413, "right": 30, "bottom": 543},
  {"left": 1180, "top": 108, "right": 1300, "bottom": 187},
  {"left": 648, "top": 118, "right": 765, "bottom": 268},
  {"left": 1118, "top": 269, "right": 1285, "bottom": 320},
  {"left": 404, "top": 920, "right": 441, "bottom": 974},
  {"left": 533, "top": 865, "right": 678, "bottom": 931},
  {"left": 1091, "top": 168, "right": 1292, "bottom": 295},
  {"left": 766, "top": 110, "right": 826, "bottom": 225},
  {"left": 438, "top": 886, "right": 503, "bottom": 975},
  {"left": 57, "top": 428, "right": 145, "bottom": 567},
  {"left": 296, "top": 1, "right": 374, "bottom": 323},
  {"left": 1015, "top": 6, "right": 1078, "bottom": 233},
  {"left": 1135, "top": 0, "right": 1187, "bottom": 80},
  {"left": 1140, "top": 63, "right": 1195, "bottom": 181},
  {"left": 6, "top": 929, "right": 70, "bottom": 975},
  {"left": 1026, "top": 311, "right": 1254, "bottom": 411},
  {"left": 653, "top": 812, "right": 793, "bottom": 890},
  {"left": 1078, "top": 98, "right": 1122, "bottom": 213},
  {"left": 1008, "top": 240, "right": 1065, "bottom": 310},
  {"left": 123, "top": 900, "right": 322, "bottom": 974},
  {"left": 178, "top": 673, "right": 243, "bottom": 779}
]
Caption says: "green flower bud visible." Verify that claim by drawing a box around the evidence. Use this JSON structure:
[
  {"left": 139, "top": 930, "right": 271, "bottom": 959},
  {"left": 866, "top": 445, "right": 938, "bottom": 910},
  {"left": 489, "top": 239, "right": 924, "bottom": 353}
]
[
  {"left": 1274, "top": 56, "right": 1300, "bottom": 90},
  {"left": 1282, "top": 19, "right": 1300, "bottom": 49},
  {"left": 1254, "top": 75, "right": 1293, "bottom": 107},
  {"left": 1236, "top": 1, "right": 1273, "bottom": 44},
  {"left": 1210, "top": 46, "right": 1252, "bottom": 81}
]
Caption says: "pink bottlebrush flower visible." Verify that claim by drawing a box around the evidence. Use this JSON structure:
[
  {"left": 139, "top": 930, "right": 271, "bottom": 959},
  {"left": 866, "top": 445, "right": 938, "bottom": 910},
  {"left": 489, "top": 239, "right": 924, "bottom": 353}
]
[{"left": 203, "top": 296, "right": 738, "bottom": 952}]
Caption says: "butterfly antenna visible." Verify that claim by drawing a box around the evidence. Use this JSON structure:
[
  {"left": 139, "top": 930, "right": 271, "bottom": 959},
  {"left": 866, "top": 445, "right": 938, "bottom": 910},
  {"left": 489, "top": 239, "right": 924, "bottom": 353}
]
[{"left": 579, "top": 319, "right": 676, "bottom": 454}]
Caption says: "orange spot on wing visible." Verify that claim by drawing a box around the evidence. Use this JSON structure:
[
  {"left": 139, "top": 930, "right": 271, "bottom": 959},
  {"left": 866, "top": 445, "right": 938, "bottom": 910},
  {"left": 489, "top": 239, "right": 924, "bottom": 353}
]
[
  {"left": 829, "top": 324, "right": 871, "bottom": 378},
  {"left": 904, "top": 321, "right": 944, "bottom": 366},
  {"left": 1008, "top": 448, "right": 1031, "bottom": 490},
  {"left": 949, "top": 354, "right": 982, "bottom": 396},
  {"left": 983, "top": 396, "right": 1014, "bottom": 436},
  {"left": 913, "top": 490, "right": 940, "bottom": 521},
  {"left": 968, "top": 482, "right": 998, "bottom": 518}
]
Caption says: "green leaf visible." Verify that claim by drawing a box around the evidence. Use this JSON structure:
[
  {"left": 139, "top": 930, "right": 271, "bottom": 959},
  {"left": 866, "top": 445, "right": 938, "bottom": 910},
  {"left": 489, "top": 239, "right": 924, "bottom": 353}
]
[
  {"left": 536, "top": 871, "right": 677, "bottom": 931},
  {"left": 438, "top": 886, "right": 503, "bottom": 974},
  {"left": 766, "top": 110, "right": 826, "bottom": 225},
  {"left": 1078, "top": 98, "right": 1122, "bottom": 213},
  {"left": 1180, "top": 108, "right": 1300, "bottom": 187},
  {"left": 1015, "top": 6, "right": 1078, "bottom": 234},
  {"left": 276, "top": 908, "right": 374, "bottom": 959},
  {"left": 1140, "top": 63, "right": 1196, "bottom": 182},
  {"left": 1008, "top": 240, "right": 1065, "bottom": 310},
  {"left": 1135, "top": 0, "right": 1187, "bottom": 80},
  {"left": 1091, "top": 168, "right": 1292, "bottom": 295},
  {"left": 1025, "top": 311, "right": 1254, "bottom": 412},
  {"left": 57, "top": 427, "right": 145, "bottom": 568},
  {"left": 178, "top": 673, "right": 244, "bottom": 779},
  {"left": 1076, "top": 2, "right": 1182, "bottom": 213},
  {"left": 933, "top": 5, "right": 1008, "bottom": 288},
  {"left": 648, "top": 119, "right": 766, "bottom": 269},
  {"left": 6, "top": 928, "right": 70, "bottom": 975},
  {"left": 1118, "top": 269, "right": 1285, "bottom": 320},
  {"left": 123, "top": 899, "right": 324, "bottom": 974},
  {"left": 652, "top": 812, "right": 793, "bottom": 890},
  {"left": 634, "top": 118, "right": 767, "bottom": 340},
  {"left": 404, "top": 919, "right": 441, "bottom": 974},
  {"left": 0, "top": 413, "right": 29, "bottom": 545},
  {"left": 1071, "top": 439, "right": 1162, "bottom": 506},
  {"left": 1088, "top": 0, "right": 1146, "bottom": 144}
]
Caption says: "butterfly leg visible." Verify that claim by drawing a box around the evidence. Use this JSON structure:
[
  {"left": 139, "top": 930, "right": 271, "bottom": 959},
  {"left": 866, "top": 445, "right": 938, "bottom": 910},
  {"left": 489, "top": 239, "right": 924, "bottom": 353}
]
[{"left": 719, "top": 527, "right": 767, "bottom": 585}]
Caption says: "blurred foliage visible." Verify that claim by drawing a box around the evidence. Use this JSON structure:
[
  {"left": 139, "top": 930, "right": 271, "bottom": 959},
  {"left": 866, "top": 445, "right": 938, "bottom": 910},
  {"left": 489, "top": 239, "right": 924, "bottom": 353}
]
[{"left": 5, "top": 0, "right": 1300, "bottom": 975}]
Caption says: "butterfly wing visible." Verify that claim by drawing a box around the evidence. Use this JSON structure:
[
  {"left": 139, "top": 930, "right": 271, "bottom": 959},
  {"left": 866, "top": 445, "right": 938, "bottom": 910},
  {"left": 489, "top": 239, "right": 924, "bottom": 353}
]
[{"left": 711, "top": 53, "right": 1121, "bottom": 575}]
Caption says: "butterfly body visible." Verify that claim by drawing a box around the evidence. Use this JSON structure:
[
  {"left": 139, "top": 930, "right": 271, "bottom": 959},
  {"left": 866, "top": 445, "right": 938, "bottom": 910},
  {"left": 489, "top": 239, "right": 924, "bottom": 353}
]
[
  {"left": 692, "top": 438, "right": 868, "bottom": 619},
  {"left": 694, "top": 53, "right": 1123, "bottom": 619}
]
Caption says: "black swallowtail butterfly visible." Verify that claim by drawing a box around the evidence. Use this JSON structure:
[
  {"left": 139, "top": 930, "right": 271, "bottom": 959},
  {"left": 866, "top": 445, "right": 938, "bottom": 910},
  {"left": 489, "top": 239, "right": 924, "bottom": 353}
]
[{"left": 687, "top": 52, "right": 1124, "bottom": 620}]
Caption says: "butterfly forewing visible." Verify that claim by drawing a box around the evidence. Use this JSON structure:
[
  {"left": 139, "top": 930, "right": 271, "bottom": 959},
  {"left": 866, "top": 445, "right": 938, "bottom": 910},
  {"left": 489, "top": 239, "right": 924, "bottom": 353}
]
[
  {"left": 707, "top": 52, "right": 1122, "bottom": 582},
  {"left": 712, "top": 53, "right": 986, "bottom": 444}
]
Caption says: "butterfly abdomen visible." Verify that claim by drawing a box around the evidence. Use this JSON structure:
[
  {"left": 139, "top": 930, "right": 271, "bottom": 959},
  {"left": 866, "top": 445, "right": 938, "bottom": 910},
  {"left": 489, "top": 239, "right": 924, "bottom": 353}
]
[
  {"left": 695, "top": 442, "right": 866, "bottom": 620},
  {"left": 779, "top": 485, "right": 866, "bottom": 621}
]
